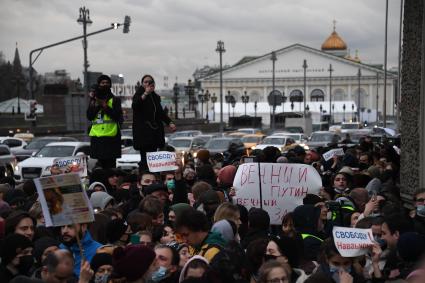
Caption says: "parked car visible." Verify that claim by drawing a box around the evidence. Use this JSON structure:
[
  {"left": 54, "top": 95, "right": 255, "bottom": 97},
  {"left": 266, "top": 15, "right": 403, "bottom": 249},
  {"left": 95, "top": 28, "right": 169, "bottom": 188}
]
[
  {"left": 168, "top": 136, "right": 211, "bottom": 161},
  {"left": 241, "top": 134, "right": 266, "bottom": 155},
  {"left": 168, "top": 130, "right": 202, "bottom": 140},
  {"left": 236, "top": 128, "right": 263, "bottom": 135},
  {"left": 116, "top": 147, "right": 140, "bottom": 172},
  {"left": 13, "top": 133, "right": 35, "bottom": 142},
  {"left": 12, "top": 136, "right": 78, "bottom": 161},
  {"left": 0, "top": 145, "right": 18, "bottom": 177},
  {"left": 253, "top": 135, "right": 290, "bottom": 152},
  {"left": 204, "top": 137, "right": 245, "bottom": 157},
  {"left": 307, "top": 131, "right": 341, "bottom": 149},
  {"left": 121, "top": 136, "right": 134, "bottom": 150},
  {"left": 15, "top": 142, "right": 91, "bottom": 181},
  {"left": 0, "top": 137, "right": 27, "bottom": 150}
]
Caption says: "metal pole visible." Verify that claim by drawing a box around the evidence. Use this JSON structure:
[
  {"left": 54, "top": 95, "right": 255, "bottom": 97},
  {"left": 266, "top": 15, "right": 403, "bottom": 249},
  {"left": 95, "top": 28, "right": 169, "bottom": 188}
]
[
  {"left": 376, "top": 73, "right": 379, "bottom": 122},
  {"left": 303, "top": 59, "right": 307, "bottom": 117},
  {"left": 383, "top": 0, "right": 388, "bottom": 128},
  {"left": 328, "top": 64, "right": 333, "bottom": 124},
  {"left": 216, "top": 41, "right": 225, "bottom": 133},
  {"left": 358, "top": 68, "right": 361, "bottom": 122},
  {"left": 271, "top": 51, "right": 277, "bottom": 131},
  {"left": 397, "top": 0, "right": 404, "bottom": 129},
  {"left": 82, "top": 19, "right": 89, "bottom": 93}
]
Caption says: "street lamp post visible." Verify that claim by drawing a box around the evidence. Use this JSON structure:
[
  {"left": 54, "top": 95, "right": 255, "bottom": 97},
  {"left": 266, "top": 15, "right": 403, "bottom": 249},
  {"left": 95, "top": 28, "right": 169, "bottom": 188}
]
[
  {"left": 303, "top": 59, "right": 308, "bottom": 117},
  {"left": 271, "top": 51, "right": 277, "bottom": 131},
  {"left": 328, "top": 64, "right": 334, "bottom": 124},
  {"left": 357, "top": 68, "right": 361, "bottom": 123},
  {"left": 343, "top": 104, "right": 346, "bottom": 122},
  {"left": 376, "top": 73, "right": 379, "bottom": 122},
  {"left": 173, "top": 82, "right": 179, "bottom": 119},
  {"left": 77, "top": 7, "right": 93, "bottom": 93},
  {"left": 216, "top": 41, "right": 226, "bottom": 133},
  {"left": 320, "top": 104, "right": 323, "bottom": 122},
  {"left": 198, "top": 89, "right": 205, "bottom": 119},
  {"left": 241, "top": 91, "right": 249, "bottom": 116},
  {"left": 204, "top": 90, "right": 210, "bottom": 121},
  {"left": 254, "top": 101, "right": 258, "bottom": 118},
  {"left": 211, "top": 93, "right": 217, "bottom": 121},
  {"left": 225, "top": 91, "right": 233, "bottom": 123},
  {"left": 352, "top": 104, "right": 355, "bottom": 121},
  {"left": 231, "top": 97, "right": 236, "bottom": 117}
]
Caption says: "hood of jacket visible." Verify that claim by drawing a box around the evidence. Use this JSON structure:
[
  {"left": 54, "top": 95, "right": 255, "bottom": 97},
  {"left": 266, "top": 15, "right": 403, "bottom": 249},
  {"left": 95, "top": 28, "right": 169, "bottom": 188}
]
[{"left": 292, "top": 204, "right": 321, "bottom": 234}]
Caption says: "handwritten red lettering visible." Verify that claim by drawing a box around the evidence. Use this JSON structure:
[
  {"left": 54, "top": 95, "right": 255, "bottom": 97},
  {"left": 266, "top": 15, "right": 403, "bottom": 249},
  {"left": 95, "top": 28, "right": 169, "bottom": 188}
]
[
  {"left": 298, "top": 167, "right": 308, "bottom": 183},
  {"left": 248, "top": 164, "right": 256, "bottom": 184},
  {"left": 271, "top": 165, "right": 281, "bottom": 184},
  {"left": 240, "top": 164, "right": 249, "bottom": 186}
]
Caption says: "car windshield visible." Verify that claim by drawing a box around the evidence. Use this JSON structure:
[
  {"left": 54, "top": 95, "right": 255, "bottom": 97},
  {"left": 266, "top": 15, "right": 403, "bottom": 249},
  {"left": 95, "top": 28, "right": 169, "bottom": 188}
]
[
  {"left": 170, "top": 139, "right": 192, "bottom": 148},
  {"left": 242, "top": 136, "right": 261, "bottom": 143},
  {"left": 310, "top": 133, "right": 335, "bottom": 142},
  {"left": 341, "top": 124, "right": 360, "bottom": 129},
  {"left": 262, "top": 137, "right": 285, "bottom": 145},
  {"left": 284, "top": 134, "right": 301, "bottom": 141},
  {"left": 206, "top": 139, "right": 230, "bottom": 149},
  {"left": 26, "top": 139, "right": 57, "bottom": 150},
  {"left": 36, "top": 146, "right": 75, "bottom": 157}
]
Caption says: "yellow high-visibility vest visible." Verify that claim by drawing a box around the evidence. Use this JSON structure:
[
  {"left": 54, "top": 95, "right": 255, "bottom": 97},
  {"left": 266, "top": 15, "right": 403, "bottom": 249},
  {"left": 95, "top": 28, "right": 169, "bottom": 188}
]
[
  {"left": 301, "top": 233, "right": 324, "bottom": 242},
  {"left": 89, "top": 98, "right": 118, "bottom": 137}
]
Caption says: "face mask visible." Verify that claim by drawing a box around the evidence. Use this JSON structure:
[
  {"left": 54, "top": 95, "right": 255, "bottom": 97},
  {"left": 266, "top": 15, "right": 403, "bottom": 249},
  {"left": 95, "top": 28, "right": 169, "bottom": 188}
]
[
  {"left": 151, "top": 266, "right": 168, "bottom": 282},
  {"left": 329, "top": 264, "right": 352, "bottom": 275},
  {"left": 264, "top": 254, "right": 278, "bottom": 262},
  {"left": 374, "top": 237, "right": 387, "bottom": 250},
  {"left": 417, "top": 205, "right": 425, "bottom": 217},
  {"left": 166, "top": 180, "right": 175, "bottom": 191},
  {"left": 359, "top": 163, "right": 369, "bottom": 170},
  {"left": 17, "top": 255, "right": 34, "bottom": 274},
  {"left": 95, "top": 274, "right": 110, "bottom": 283}
]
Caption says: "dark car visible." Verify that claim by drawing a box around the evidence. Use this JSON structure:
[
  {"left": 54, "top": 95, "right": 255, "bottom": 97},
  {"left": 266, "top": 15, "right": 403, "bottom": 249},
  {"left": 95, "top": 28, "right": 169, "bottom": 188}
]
[
  {"left": 204, "top": 137, "right": 246, "bottom": 164},
  {"left": 12, "top": 136, "right": 78, "bottom": 161}
]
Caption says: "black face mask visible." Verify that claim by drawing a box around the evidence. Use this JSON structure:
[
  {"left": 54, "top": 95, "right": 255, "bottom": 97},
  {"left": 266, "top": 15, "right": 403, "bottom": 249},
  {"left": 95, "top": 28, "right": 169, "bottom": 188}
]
[
  {"left": 359, "top": 163, "right": 369, "bottom": 170},
  {"left": 17, "top": 255, "right": 34, "bottom": 275},
  {"left": 264, "top": 254, "right": 278, "bottom": 262}
]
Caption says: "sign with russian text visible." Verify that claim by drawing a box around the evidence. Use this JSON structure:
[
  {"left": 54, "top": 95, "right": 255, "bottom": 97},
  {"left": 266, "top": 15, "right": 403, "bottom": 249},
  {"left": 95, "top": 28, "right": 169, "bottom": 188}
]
[
  {"left": 332, "top": 226, "right": 374, "bottom": 257},
  {"left": 323, "top": 148, "right": 345, "bottom": 161},
  {"left": 147, "top": 151, "right": 178, "bottom": 172},
  {"left": 232, "top": 163, "right": 322, "bottom": 225},
  {"left": 34, "top": 173, "right": 94, "bottom": 227},
  {"left": 53, "top": 155, "right": 88, "bottom": 177}
]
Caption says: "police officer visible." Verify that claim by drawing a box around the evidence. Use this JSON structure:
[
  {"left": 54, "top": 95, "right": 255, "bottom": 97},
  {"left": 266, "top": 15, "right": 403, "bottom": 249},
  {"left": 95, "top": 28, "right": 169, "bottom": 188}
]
[{"left": 87, "top": 75, "right": 123, "bottom": 169}]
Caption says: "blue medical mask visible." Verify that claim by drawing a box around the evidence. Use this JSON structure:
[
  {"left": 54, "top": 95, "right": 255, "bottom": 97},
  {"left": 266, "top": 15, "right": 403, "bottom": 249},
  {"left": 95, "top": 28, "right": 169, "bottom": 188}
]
[
  {"left": 329, "top": 264, "right": 352, "bottom": 283},
  {"left": 417, "top": 205, "right": 425, "bottom": 217},
  {"left": 95, "top": 274, "right": 109, "bottom": 283},
  {"left": 151, "top": 266, "right": 168, "bottom": 282},
  {"left": 166, "top": 179, "right": 175, "bottom": 191}
]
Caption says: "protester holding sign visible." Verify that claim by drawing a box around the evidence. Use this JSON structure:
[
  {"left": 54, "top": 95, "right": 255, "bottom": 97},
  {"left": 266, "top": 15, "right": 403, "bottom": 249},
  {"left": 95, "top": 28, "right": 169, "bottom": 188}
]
[{"left": 132, "top": 74, "right": 176, "bottom": 172}]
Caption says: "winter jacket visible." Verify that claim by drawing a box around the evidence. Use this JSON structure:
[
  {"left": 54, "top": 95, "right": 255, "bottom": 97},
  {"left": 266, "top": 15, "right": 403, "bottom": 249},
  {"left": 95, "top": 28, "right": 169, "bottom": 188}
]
[
  {"left": 192, "top": 231, "right": 226, "bottom": 263},
  {"left": 60, "top": 231, "right": 102, "bottom": 276}
]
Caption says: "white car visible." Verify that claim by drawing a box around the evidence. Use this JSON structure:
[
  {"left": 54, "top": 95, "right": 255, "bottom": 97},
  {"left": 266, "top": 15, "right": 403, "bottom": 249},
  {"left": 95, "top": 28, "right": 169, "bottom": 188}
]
[
  {"left": 0, "top": 137, "right": 27, "bottom": 150},
  {"left": 15, "top": 142, "right": 91, "bottom": 181},
  {"left": 116, "top": 147, "right": 140, "bottom": 171},
  {"left": 253, "top": 135, "right": 290, "bottom": 152}
]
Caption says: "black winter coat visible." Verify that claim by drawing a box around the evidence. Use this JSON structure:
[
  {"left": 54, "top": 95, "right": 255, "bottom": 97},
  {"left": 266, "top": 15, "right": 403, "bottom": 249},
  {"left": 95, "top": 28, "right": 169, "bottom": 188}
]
[
  {"left": 87, "top": 93, "right": 123, "bottom": 159},
  {"left": 132, "top": 88, "right": 172, "bottom": 150}
]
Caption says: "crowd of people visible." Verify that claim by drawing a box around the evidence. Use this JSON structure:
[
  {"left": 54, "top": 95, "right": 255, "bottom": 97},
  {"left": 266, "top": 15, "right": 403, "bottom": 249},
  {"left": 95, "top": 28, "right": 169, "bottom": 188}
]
[{"left": 0, "top": 75, "right": 424, "bottom": 283}]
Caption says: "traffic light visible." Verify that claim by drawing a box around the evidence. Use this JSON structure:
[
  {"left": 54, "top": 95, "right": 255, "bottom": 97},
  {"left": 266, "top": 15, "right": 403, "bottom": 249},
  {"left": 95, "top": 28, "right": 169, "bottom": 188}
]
[{"left": 123, "top": 16, "right": 131, "bottom": 33}]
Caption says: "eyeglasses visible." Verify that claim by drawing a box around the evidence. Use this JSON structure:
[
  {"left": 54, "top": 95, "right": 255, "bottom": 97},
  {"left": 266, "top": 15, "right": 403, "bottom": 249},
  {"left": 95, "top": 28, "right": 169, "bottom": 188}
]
[{"left": 267, "top": 277, "right": 288, "bottom": 283}]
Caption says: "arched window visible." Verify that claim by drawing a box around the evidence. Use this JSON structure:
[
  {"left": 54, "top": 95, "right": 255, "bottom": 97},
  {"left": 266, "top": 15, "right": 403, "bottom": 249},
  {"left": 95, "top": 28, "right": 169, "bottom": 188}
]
[
  {"left": 353, "top": 88, "right": 368, "bottom": 108},
  {"left": 333, "top": 88, "right": 346, "bottom": 101},
  {"left": 229, "top": 90, "right": 241, "bottom": 102},
  {"left": 249, "top": 90, "right": 261, "bottom": 102},
  {"left": 310, "top": 89, "right": 325, "bottom": 102},
  {"left": 289, "top": 89, "right": 303, "bottom": 102}
]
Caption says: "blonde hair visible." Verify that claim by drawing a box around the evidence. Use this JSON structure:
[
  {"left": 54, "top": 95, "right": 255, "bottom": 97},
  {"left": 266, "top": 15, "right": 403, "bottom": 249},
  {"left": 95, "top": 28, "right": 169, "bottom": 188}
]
[{"left": 213, "top": 202, "right": 240, "bottom": 223}]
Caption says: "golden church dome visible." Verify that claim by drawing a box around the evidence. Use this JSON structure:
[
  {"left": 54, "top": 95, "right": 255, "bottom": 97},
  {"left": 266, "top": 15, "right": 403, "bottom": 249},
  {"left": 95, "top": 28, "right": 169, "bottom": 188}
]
[{"left": 321, "top": 31, "right": 347, "bottom": 50}]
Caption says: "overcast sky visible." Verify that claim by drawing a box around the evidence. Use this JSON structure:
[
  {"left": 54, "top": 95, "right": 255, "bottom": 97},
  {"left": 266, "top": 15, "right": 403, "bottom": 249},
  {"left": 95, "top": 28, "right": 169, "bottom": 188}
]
[{"left": 0, "top": 0, "right": 402, "bottom": 89}]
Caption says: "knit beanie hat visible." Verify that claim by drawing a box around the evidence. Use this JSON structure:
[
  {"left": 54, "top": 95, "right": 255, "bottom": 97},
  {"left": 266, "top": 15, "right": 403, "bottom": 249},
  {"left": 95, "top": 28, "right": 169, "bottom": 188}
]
[
  {"left": 200, "top": 190, "right": 220, "bottom": 205},
  {"left": 143, "top": 183, "right": 168, "bottom": 196},
  {"left": 33, "top": 237, "right": 60, "bottom": 264},
  {"left": 217, "top": 165, "right": 237, "bottom": 186},
  {"left": 88, "top": 182, "right": 107, "bottom": 192},
  {"left": 91, "top": 253, "right": 113, "bottom": 273},
  {"left": 303, "top": 194, "right": 323, "bottom": 205},
  {"left": 397, "top": 232, "right": 425, "bottom": 262},
  {"left": 248, "top": 208, "right": 270, "bottom": 230},
  {"left": 112, "top": 245, "right": 156, "bottom": 281},
  {"left": 106, "top": 219, "right": 128, "bottom": 244},
  {"left": 1, "top": 233, "right": 33, "bottom": 265},
  {"left": 196, "top": 150, "right": 210, "bottom": 163},
  {"left": 97, "top": 74, "right": 112, "bottom": 85},
  {"left": 90, "top": 191, "right": 114, "bottom": 210},
  {"left": 170, "top": 203, "right": 192, "bottom": 221}
]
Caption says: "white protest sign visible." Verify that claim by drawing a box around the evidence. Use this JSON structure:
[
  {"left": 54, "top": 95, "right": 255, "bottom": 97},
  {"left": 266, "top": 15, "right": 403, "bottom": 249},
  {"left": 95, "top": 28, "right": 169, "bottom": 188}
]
[
  {"left": 323, "top": 148, "right": 345, "bottom": 161},
  {"left": 332, "top": 226, "right": 374, "bottom": 257},
  {"left": 53, "top": 155, "right": 88, "bottom": 177},
  {"left": 34, "top": 173, "right": 94, "bottom": 227},
  {"left": 147, "top": 151, "right": 178, "bottom": 172},
  {"left": 232, "top": 163, "right": 322, "bottom": 225}
]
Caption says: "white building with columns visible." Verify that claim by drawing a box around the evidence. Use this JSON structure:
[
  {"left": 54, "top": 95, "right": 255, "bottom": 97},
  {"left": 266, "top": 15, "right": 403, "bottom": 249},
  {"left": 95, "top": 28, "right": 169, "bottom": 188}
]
[{"left": 199, "top": 28, "right": 397, "bottom": 126}]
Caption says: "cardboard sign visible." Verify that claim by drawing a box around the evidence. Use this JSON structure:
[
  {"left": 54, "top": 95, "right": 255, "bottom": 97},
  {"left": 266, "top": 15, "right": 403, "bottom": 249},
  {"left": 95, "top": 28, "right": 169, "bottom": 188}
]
[
  {"left": 332, "top": 226, "right": 374, "bottom": 257},
  {"left": 323, "top": 148, "right": 345, "bottom": 161},
  {"left": 53, "top": 155, "right": 88, "bottom": 177},
  {"left": 147, "top": 151, "right": 178, "bottom": 172},
  {"left": 34, "top": 173, "right": 94, "bottom": 227},
  {"left": 232, "top": 163, "right": 322, "bottom": 225}
]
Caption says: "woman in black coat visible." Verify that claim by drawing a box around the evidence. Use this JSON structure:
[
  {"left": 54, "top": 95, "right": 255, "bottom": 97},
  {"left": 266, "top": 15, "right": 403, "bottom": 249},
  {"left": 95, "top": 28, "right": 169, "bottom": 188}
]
[{"left": 132, "top": 75, "right": 176, "bottom": 172}]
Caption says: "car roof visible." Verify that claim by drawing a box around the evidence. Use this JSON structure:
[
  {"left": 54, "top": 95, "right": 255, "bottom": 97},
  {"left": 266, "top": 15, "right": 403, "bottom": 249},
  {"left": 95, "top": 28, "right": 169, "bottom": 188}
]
[
  {"left": 171, "top": 137, "right": 195, "bottom": 140},
  {"left": 242, "top": 134, "right": 265, "bottom": 137},
  {"left": 33, "top": 136, "right": 77, "bottom": 140},
  {"left": 44, "top": 142, "right": 89, "bottom": 147}
]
